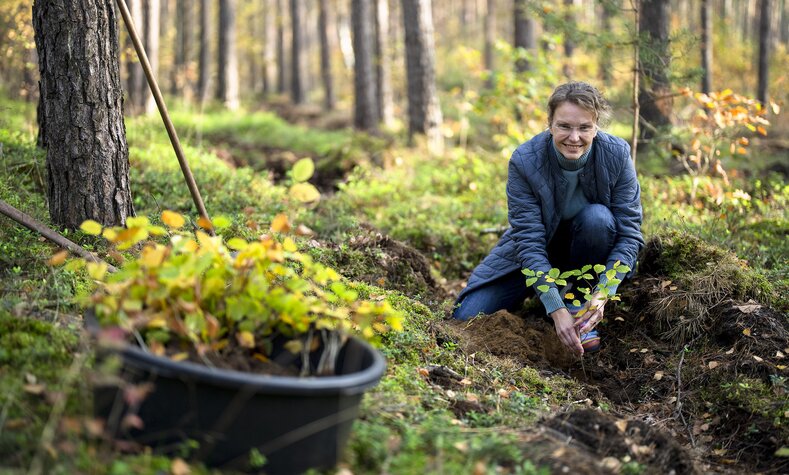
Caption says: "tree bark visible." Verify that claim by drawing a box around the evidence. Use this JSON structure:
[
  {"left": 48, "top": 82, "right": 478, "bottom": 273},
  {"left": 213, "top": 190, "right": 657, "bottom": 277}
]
[
  {"left": 638, "top": 0, "right": 672, "bottom": 141},
  {"left": 352, "top": 0, "right": 378, "bottom": 131},
  {"left": 700, "top": 0, "right": 713, "bottom": 93},
  {"left": 33, "top": 0, "right": 134, "bottom": 228},
  {"left": 290, "top": 0, "right": 305, "bottom": 104},
  {"left": 374, "top": 0, "right": 394, "bottom": 124},
  {"left": 599, "top": 0, "right": 618, "bottom": 84},
  {"left": 563, "top": 0, "right": 576, "bottom": 78},
  {"left": 514, "top": 0, "right": 535, "bottom": 73},
  {"left": 318, "top": 0, "right": 335, "bottom": 109},
  {"left": 217, "top": 0, "right": 239, "bottom": 109},
  {"left": 401, "top": 0, "right": 443, "bottom": 154},
  {"left": 757, "top": 0, "right": 771, "bottom": 103},
  {"left": 198, "top": 0, "right": 211, "bottom": 105}
]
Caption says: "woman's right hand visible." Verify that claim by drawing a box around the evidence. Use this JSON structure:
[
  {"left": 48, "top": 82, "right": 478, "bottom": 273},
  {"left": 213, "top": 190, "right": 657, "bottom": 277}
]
[{"left": 550, "top": 308, "right": 584, "bottom": 355}]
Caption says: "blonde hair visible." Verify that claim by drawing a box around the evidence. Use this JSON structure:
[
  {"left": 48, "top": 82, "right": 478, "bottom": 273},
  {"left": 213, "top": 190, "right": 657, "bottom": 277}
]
[{"left": 547, "top": 82, "right": 612, "bottom": 128}]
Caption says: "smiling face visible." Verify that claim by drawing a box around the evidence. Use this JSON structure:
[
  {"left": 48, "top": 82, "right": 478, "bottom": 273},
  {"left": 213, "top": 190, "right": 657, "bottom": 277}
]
[{"left": 549, "top": 102, "right": 597, "bottom": 160}]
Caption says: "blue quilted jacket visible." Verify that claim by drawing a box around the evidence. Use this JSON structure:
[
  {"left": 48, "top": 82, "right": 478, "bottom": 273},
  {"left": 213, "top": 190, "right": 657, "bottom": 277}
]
[{"left": 458, "top": 129, "right": 644, "bottom": 301}]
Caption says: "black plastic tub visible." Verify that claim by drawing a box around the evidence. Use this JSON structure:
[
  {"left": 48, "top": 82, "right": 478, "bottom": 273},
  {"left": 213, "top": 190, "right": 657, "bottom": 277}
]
[{"left": 91, "top": 322, "right": 386, "bottom": 474}]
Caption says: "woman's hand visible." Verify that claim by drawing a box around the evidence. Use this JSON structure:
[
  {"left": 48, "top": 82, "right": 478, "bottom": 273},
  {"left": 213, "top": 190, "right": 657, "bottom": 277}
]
[
  {"left": 550, "top": 308, "right": 584, "bottom": 355},
  {"left": 574, "top": 292, "right": 606, "bottom": 334}
]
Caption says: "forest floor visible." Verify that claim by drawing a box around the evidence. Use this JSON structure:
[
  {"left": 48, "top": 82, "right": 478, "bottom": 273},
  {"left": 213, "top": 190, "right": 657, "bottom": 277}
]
[{"left": 1, "top": 100, "right": 787, "bottom": 474}]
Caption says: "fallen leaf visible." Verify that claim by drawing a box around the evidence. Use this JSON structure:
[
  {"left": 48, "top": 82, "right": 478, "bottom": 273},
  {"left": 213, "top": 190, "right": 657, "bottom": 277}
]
[
  {"left": 725, "top": 347, "right": 735, "bottom": 355},
  {"left": 629, "top": 348, "right": 639, "bottom": 353},
  {"left": 453, "top": 441, "right": 469, "bottom": 453},
  {"left": 742, "top": 328, "right": 752, "bottom": 337},
  {"left": 459, "top": 378, "right": 472, "bottom": 386},
  {"left": 653, "top": 371, "right": 664, "bottom": 381},
  {"left": 121, "top": 414, "right": 144, "bottom": 430},
  {"left": 735, "top": 303, "right": 761, "bottom": 314},
  {"left": 466, "top": 393, "right": 479, "bottom": 403},
  {"left": 23, "top": 384, "right": 46, "bottom": 395},
  {"left": 708, "top": 361, "right": 720, "bottom": 369},
  {"left": 417, "top": 367, "right": 429, "bottom": 377},
  {"left": 660, "top": 280, "right": 672, "bottom": 289},
  {"left": 446, "top": 390, "right": 456, "bottom": 398},
  {"left": 615, "top": 419, "right": 628, "bottom": 432},
  {"left": 753, "top": 355, "right": 764, "bottom": 362},
  {"left": 615, "top": 317, "right": 625, "bottom": 322},
  {"left": 778, "top": 351, "right": 786, "bottom": 359},
  {"left": 640, "top": 348, "right": 649, "bottom": 353},
  {"left": 498, "top": 389, "right": 511, "bottom": 398},
  {"left": 713, "top": 448, "right": 728, "bottom": 456},
  {"left": 24, "top": 373, "right": 37, "bottom": 384},
  {"left": 668, "top": 396, "right": 677, "bottom": 404},
  {"left": 669, "top": 285, "right": 678, "bottom": 291},
  {"left": 48, "top": 250, "right": 69, "bottom": 266}
]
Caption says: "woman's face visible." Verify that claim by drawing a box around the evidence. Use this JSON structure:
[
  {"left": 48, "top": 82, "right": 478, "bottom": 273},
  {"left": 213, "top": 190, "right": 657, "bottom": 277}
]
[{"left": 550, "top": 102, "right": 597, "bottom": 160}]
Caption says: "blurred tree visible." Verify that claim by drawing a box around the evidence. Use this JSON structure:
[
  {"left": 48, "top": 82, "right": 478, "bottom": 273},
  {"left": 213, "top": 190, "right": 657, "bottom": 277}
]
[
  {"left": 563, "top": 0, "right": 576, "bottom": 77},
  {"left": 374, "top": 0, "right": 394, "bottom": 125},
  {"left": 638, "top": 0, "right": 672, "bottom": 142},
  {"left": 262, "top": 0, "right": 275, "bottom": 95},
  {"left": 218, "top": 0, "right": 239, "bottom": 109},
  {"left": 33, "top": 0, "right": 134, "bottom": 228},
  {"left": 598, "top": 0, "right": 619, "bottom": 85},
  {"left": 352, "top": 0, "right": 378, "bottom": 131},
  {"left": 757, "top": 0, "right": 771, "bottom": 103},
  {"left": 514, "top": 0, "right": 536, "bottom": 73},
  {"left": 126, "top": 0, "right": 146, "bottom": 114},
  {"left": 144, "top": 0, "right": 160, "bottom": 114},
  {"left": 290, "top": 0, "right": 305, "bottom": 104},
  {"left": 402, "top": 0, "right": 443, "bottom": 154},
  {"left": 319, "top": 0, "right": 335, "bottom": 109},
  {"left": 700, "top": 0, "right": 712, "bottom": 93},
  {"left": 277, "top": 0, "right": 287, "bottom": 94},
  {"left": 173, "top": 0, "right": 195, "bottom": 100},
  {"left": 198, "top": 0, "right": 210, "bottom": 105},
  {"left": 484, "top": 0, "right": 495, "bottom": 88}
]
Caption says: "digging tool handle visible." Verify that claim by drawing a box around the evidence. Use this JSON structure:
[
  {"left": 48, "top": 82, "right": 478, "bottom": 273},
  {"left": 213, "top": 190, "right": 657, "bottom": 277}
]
[
  {"left": 114, "top": 0, "right": 214, "bottom": 236},
  {"left": 0, "top": 199, "right": 117, "bottom": 272}
]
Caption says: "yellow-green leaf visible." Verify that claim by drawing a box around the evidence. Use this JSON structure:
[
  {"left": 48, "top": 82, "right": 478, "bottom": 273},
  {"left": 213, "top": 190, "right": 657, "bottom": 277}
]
[
  {"left": 126, "top": 216, "right": 150, "bottom": 228},
  {"left": 226, "top": 238, "right": 248, "bottom": 251},
  {"left": 161, "top": 210, "right": 185, "bottom": 229},
  {"left": 289, "top": 183, "right": 321, "bottom": 203},
  {"left": 292, "top": 158, "right": 315, "bottom": 183},
  {"left": 236, "top": 331, "right": 255, "bottom": 348},
  {"left": 284, "top": 339, "right": 304, "bottom": 354},
  {"left": 213, "top": 215, "right": 232, "bottom": 229},
  {"left": 80, "top": 220, "right": 103, "bottom": 236}
]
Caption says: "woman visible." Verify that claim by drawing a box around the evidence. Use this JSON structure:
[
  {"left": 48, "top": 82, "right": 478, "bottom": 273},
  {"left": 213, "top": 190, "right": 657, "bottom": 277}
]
[{"left": 453, "top": 82, "right": 644, "bottom": 356}]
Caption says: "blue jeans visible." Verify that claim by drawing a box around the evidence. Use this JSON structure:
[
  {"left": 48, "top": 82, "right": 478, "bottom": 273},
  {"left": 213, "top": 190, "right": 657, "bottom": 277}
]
[{"left": 452, "top": 204, "right": 616, "bottom": 320}]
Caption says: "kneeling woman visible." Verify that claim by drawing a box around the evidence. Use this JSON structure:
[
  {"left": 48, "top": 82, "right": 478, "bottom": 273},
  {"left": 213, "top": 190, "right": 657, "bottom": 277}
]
[{"left": 453, "top": 82, "right": 644, "bottom": 356}]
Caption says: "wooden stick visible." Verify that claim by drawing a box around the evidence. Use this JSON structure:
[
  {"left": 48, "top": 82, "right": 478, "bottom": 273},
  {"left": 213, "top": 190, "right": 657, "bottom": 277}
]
[
  {"left": 114, "top": 0, "right": 214, "bottom": 235},
  {"left": 0, "top": 199, "right": 117, "bottom": 272}
]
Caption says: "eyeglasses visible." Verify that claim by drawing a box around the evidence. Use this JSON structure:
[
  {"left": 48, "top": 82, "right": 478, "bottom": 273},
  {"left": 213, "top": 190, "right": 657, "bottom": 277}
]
[{"left": 552, "top": 124, "right": 597, "bottom": 135}]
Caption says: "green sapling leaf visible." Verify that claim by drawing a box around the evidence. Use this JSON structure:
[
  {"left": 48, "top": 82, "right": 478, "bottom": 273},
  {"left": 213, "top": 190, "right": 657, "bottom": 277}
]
[
  {"left": 593, "top": 264, "right": 606, "bottom": 274},
  {"left": 537, "top": 285, "right": 549, "bottom": 293},
  {"left": 526, "top": 277, "right": 538, "bottom": 286}
]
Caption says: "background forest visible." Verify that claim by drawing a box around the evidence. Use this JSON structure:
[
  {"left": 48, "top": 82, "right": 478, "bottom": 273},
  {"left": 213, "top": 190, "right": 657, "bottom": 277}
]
[{"left": 0, "top": 0, "right": 788, "bottom": 474}]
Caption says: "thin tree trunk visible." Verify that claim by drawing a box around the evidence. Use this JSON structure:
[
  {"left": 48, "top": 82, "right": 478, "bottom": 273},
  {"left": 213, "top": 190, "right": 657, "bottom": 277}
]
[
  {"left": 277, "top": 0, "right": 287, "bottom": 94},
  {"left": 599, "top": 0, "right": 618, "bottom": 84},
  {"left": 700, "top": 0, "right": 713, "bottom": 93},
  {"left": 263, "top": 0, "right": 276, "bottom": 95},
  {"left": 374, "top": 0, "right": 393, "bottom": 124},
  {"left": 198, "top": 0, "right": 211, "bottom": 105},
  {"left": 757, "top": 0, "right": 771, "bottom": 103},
  {"left": 127, "top": 0, "right": 146, "bottom": 114},
  {"left": 563, "top": 0, "right": 576, "bottom": 78},
  {"left": 514, "top": 0, "right": 535, "bottom": 73},
  {"left": 144, "top": 0, "right": 160, "bottom": 114},
  {"left": 483, "top": 0, "right": 495, "bottom": 88},
  {"left": 217, "top": 0, "right": 239, "bottom": 109},
  {"left": 401, "top": 0, "right": 443, "bottom": 154},
  {"left": 33, "top": 0, "right": 135, "bottom": 228},
  {"left": 352, "top": 0, "right": 378, "bottom": 131},
  {"left": 638, "top": 0, "right": 672, "bottom": 141},
  {"left": 318, "top": 0, "right": 335, "bottom": 109},
  {"left": 290, "top": 0, "right": 305, "bottom": 104}
]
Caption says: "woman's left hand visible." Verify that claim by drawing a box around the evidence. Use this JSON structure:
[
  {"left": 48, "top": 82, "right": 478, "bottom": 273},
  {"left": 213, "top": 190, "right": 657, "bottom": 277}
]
[{"left": 574, "top": 292, "right": 606, "bottom": 333}]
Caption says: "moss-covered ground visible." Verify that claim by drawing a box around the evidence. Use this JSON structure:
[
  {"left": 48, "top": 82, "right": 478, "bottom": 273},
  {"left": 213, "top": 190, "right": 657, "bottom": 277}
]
[{"left": 1, "top": 97, "right": 787, "bottom": 474}]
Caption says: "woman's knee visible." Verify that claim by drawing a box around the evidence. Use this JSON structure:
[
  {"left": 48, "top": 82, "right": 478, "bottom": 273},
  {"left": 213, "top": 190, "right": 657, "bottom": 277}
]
[{"left": 573, "top": 204, "right": 615, "bottom": 235}]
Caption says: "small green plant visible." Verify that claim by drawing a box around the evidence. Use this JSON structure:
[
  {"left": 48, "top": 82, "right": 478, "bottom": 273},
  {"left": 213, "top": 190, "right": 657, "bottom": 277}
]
[
  {"left": 522, "top": 261, "right": 631, "bottom": 316},
  {"left": 63, "top": 210, "right": 403, "bottom": 377}
]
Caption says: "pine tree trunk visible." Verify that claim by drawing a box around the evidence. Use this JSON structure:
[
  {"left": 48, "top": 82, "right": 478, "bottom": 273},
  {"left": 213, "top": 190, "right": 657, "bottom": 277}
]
[
  {"left": 401, "top": 0, "right": 443, "bottom": 154},
  {"left": 318, "top": 0, "right": 335, "bottom": 109},
  {"left": 263, "top": 0, "right": 276, "bottom": 95},
  {"left": 126, "top": 0, "right": 146, "bottom": 114},
  {"left": 700, "top": 0, "right": 713, "bottom": 93},
  {"left": 563, "top": 0, "right": 576, "bottom": 77},
  {"left": 374, "top": 0, "right": 393, "bottom": 124},
  {"left": 757, "top": 0, "right": 772, "bottom": 103},
  {"left": 514, "top": 0, "right": 535, "bottom": 73},
  {"left": 599, "top": 0, "right": 618, "bottom": 84},
  {"left": 217, "top": 0, "right": 239, "bottom": 109},
  {"left": 277, "top": 0, "right": 287, "bottom": 94},
  {"left": 484, "top": 0, "right": 495, "bottom": 88},
  {"left": 33, "top": 0, "right": 134, "bottom": 228},
  {"left": 290, "top": 0, "right": 305, "bottom": 104},
  {"left": 352, "top": 0, "right": 378, "bottom": 131},
  {"left": 198, "top": 0, "right": 211, "bottom": 105},
  {"left": 638, "top": 0, "right": 673, "bottom": 141},
  {"left": 144, "top": 0, "right": 160, "bottom": 114}
]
